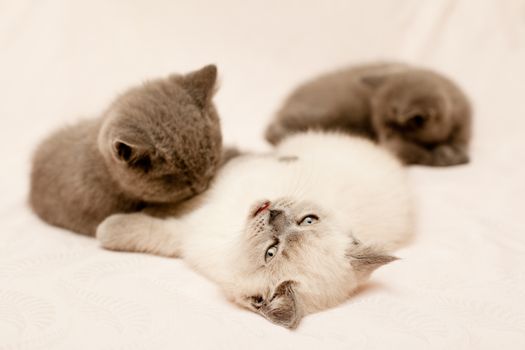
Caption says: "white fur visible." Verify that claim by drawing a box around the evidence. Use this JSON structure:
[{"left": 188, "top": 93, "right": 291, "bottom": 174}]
[{"left": 97, "top": 131, "right": 413, "bottom": 326}]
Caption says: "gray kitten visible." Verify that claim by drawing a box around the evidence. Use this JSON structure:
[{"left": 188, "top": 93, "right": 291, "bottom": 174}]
[
  {"left": 30, "top": 65, "right": 223, "bottom": 236},
  {"left": 266, "top": 62, "right": 472, "bottom": 166}
]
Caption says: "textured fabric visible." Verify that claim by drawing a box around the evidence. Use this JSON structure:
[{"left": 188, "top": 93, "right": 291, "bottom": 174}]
[{"left": 1, "top": 0, "right": 524, "bottom": 349}]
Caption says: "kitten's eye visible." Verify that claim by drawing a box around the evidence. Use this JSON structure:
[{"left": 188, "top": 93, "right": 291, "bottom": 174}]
[
  {"left": 132, "top": 155, "right": 152, "bottom": 173},
  {"left": 265, "top": 245, "right": 278, "bottom": 263},
  {"left": 298, "top": 214, "right": 319, "bottom": 226},
  {"left": 408, "top": 114, "right": 426, "bottom": 128}
]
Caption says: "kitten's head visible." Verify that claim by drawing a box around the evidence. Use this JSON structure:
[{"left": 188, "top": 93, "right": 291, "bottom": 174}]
[
  {"left": 98, "top": 64, "right": 222, "bottom": 203},
  {"left": 364, "top": 70, "right": 453, "bottom": 143},
  {"left": 224, "top": 198, "right": 397, "bottom": 329}
]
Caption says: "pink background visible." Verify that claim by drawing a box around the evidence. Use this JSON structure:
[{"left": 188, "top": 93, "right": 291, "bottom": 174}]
[{"left": 1, "top": 0, "right": 524, "bottom": 348}]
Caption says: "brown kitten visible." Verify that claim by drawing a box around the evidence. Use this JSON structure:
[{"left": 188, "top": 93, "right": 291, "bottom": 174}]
[
  {"left": 30, "top": 65, "right": 223, "bottom": 236},
  {"left": 265, "top": 62, "right": 472, "bottom": 166}
]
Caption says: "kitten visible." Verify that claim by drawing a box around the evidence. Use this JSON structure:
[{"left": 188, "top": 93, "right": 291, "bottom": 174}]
[
  {"left": 265, "top": 62, "right": 472, "bottom": 166},
  {"left": 96, "top": 131, "right": 413, "bottom": 328},
  {"left": 30, "top": 65, "right": 223, "bottom": 236}
]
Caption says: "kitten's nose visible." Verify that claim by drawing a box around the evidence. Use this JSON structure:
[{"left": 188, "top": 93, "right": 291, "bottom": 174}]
[
  {"left": 190, "top": 181, "right": 209, "bottom": 195},
  {"left": 269, "top": 209, "right": 284, "bottom": 224},
  {"left": 196, "top": 182, "right": 208, "bottom": 193}
]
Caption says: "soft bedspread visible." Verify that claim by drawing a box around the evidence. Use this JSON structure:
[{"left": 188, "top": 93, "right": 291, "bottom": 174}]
[{"left": 1, "top": 1, "right": 524, "bottom": 349}]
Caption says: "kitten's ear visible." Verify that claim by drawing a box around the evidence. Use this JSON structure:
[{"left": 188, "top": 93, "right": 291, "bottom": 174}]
[
  {"left": 347, "top": 239, "right": 398, "bottom": 280},
  {"left": 257, "top": 281, "right": 302, "bottom": 329},
  {"left": 181, "top": 64, "right": 218, "bottom": 108},
  {"left": 112, "top": 140, "right": 153, "bottom": 173}
]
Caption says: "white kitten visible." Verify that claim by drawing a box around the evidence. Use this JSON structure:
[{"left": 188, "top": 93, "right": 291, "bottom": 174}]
[{"left": 97, "top": 132, "right": 414, "bottom": 328}]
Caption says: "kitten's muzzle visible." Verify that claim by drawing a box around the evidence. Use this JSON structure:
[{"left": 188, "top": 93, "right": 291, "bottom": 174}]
[
  {"left": 191, "top": 182, "right": 209, "bottom": 194},
  {"left": 268, "top": 209, "right": 287, "bottom": 231},
  {"left": 269, "top": 209, "right": 283, "bottom": 223}
]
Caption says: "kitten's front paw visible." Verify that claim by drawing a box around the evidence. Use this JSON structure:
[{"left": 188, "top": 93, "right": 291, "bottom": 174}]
[
  {"left": 96, "top": 214, "right": 135, "bottom": 251},
  {"left": 432, "top": 145, "right": 470, "bottom": 166}
]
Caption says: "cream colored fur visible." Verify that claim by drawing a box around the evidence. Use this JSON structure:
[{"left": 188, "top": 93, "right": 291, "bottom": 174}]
[{"left": 97, "top": 131, "right": 413, "bottom": 328}]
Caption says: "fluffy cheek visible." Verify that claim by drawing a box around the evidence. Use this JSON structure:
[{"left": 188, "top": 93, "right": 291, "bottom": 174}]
[
  {"left": 293, "top": 269, "right": 357, "bottom": 314},
  {"left": 283, "top": 243, "right": 356, "bottom": 313},
  {"left": 134, "top": 180, "right": 191, "bottom": 202},
  {"left": 110, "top": 166, "right": 148, "bottom": 198}
]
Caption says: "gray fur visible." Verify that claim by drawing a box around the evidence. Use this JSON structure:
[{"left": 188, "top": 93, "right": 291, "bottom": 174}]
[
  {"left": 346, "top": 242, "right": 398, "bottom": 280},
  {"left": 255, "top": 280, "right": 301, "bottom": 329},
  {"left": 265, "top": 62, "right": 472, "bottom": 166},
  {"left": 30, "top": 64, "right": 223, "bottom": 236}
]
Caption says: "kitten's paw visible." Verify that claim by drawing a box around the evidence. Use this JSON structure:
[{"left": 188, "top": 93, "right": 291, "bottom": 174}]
[
  {"left": 432, "top": 145, "right": 470, "bottom": 166},
  {"left": 96, "top": 213, "right": 139, "bottom": 251},
  {"left": 96, "top": 213, "right": 180, "bottom": 257}
]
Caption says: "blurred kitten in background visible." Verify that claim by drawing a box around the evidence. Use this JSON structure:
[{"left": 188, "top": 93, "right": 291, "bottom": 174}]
[
  {"left": 30, "top": 65, "right": 224, "bottom": 236},
  {"left": 266, "top": 62, "right": 472, "bottom": 166}
]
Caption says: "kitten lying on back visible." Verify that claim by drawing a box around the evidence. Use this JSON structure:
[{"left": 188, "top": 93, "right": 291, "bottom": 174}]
[
  {"left": 266, "top": 62, "right": 472, "bottom": 166},
  {"left": 96, "top": 131, "right": 413, "bottom": 328},
  {"left": 30, "top": 65, "right": 223, "bottom": 236}
]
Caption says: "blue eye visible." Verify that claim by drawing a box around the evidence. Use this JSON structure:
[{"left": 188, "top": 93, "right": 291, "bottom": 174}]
[
  {"left": 265, "top": 245, "right": 278, "bottom": 263},
  {"left": 298, "top": 215, "right": 319, "bottom": 226}
]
